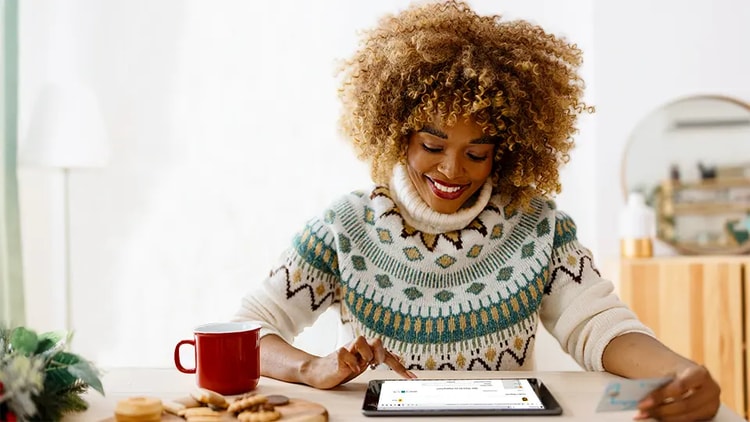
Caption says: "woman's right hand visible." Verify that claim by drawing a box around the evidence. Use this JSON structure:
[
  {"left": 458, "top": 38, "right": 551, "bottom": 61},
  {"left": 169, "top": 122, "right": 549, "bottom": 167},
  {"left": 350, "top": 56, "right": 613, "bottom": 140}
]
[{"left": 300, "top": 336, "right": 417, "bottom": 389}]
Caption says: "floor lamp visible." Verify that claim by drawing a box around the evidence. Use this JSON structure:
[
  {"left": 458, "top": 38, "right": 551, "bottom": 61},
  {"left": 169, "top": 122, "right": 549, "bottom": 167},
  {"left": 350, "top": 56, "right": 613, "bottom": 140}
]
[{"left": 19, "top": 83, "right": 110, "bottom": 332}]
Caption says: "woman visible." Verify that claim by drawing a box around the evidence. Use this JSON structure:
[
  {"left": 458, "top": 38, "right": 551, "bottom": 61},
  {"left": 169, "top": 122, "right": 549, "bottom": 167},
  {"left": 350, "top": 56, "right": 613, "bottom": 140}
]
[{"left": 233, "top": 1, "right": 720, "bottom": 420}]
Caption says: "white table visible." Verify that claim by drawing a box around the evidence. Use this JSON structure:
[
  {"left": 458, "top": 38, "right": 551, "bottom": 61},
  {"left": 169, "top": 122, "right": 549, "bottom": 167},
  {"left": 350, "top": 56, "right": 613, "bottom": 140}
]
[{"left": 66, "top": 368, "right": 744, "bottom": 421}]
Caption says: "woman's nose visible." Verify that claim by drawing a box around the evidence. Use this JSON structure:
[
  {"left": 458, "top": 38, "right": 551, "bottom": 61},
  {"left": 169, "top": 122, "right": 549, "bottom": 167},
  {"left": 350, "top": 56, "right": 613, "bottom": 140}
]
[{"left": 438, "top": 155, "right": 463, "bottom": 179}]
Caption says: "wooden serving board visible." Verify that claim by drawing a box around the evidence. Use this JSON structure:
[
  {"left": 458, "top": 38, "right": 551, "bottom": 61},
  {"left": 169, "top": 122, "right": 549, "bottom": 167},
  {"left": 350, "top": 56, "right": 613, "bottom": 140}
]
[{"left": 102, "top": 398, "right": 327, "bottom": 422}]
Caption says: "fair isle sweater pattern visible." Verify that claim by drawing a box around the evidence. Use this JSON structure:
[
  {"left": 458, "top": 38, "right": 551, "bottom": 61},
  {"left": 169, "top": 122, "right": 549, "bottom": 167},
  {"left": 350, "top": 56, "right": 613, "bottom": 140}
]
[{"left": 272, "top": 186, "right": 600, "bottom": 371}]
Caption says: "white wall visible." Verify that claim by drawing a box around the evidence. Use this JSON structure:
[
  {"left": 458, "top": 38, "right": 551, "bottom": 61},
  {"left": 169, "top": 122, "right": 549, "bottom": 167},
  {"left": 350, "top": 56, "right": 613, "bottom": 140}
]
[
  {"left": 592, "top": 0, "right": 750, "bottom": 261},
  {"left": 30, "top": 0, "right": 750, "bottom": 373}
]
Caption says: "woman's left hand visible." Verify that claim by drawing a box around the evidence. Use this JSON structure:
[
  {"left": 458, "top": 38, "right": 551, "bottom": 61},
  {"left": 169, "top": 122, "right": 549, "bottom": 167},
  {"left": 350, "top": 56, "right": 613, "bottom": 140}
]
[{"left": 635, "top": 365, "right": 720, "bottom": 421}]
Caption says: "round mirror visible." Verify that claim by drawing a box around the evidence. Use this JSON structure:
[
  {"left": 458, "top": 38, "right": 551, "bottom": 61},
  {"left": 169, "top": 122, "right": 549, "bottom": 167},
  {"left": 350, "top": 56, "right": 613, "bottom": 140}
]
[{"left": 622, "top": 95, "right": 750, "bottom": 255}]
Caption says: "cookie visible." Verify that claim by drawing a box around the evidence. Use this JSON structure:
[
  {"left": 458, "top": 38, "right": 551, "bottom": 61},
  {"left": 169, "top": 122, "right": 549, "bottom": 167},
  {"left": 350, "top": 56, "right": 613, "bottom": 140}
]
[
  {"left": 237, "top": 409, "right": 281, "bottom": 422},
  {"left": 265, "top": 394, "right": 290, "bottom": 406},
  {"left": 190, "top": 387, "right": 228, "bottom": 409},
  {"left": 227, "top": 393, "right": 269, "bottom": 413},
  {"left": 178, "top": 407, "right": 222, "bottom": 418},
  {"left": 162, "top": 400, "right": 188, "bottom": 415},
  {"left": 173, "top": 395, "right": 203, "bottom": 408},
  {"left": 185, "top": 416, "right": 222, "bottom": 422}
]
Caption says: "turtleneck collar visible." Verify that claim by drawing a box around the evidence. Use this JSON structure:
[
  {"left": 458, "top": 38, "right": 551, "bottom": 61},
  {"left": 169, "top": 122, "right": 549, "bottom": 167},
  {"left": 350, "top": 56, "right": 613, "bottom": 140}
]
[{"left": 388, "top": 164, "right": 493, "bottom": 234}]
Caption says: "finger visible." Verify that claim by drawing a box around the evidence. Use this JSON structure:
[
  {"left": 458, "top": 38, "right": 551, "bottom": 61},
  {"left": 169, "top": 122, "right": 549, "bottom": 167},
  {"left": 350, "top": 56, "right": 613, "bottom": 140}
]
[
  {"left": 368, "top": 338, "right": 387, "bottom": 365},
  {"left": 349, "top": 336, "right": 375, "bottom": 364},
  {"left": 641, "top": 380, "right": 718, "bottom": 420},
  {"left": 643, "top": 396, "right": 691, "bottom": 420},
  {"left": 662, "top": 407, "right": 720, "bottom": 422},
  {"left": 642, "top": 392, "right": 719, "bottom": 422},
  {"left": 639, "top": 388, "right": 693, "bottom": 412},
  {"left": 665, "top": 393, "right": 721, "bottom": 422},
  {"left": 383, "top": 350, "right": 417, "bottom": 379},
  {"left": 641, "top": 379, "right": 689, "bottom": 410},
  {"left": 337, "top": 347, "right": 362, "bottom": 374},
  {"left": 673, "top": 365, "right": 713, "bottom": 393},
  {"left": 643, "top": 366, "right": 715, "bottom": 410}
]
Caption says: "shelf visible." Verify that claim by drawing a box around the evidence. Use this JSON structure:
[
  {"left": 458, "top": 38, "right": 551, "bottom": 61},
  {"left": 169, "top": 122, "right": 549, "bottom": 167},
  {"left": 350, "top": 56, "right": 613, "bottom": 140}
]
[
  {"left": 672, "top": 241, "right": 735, "bottom": 250},
  {"left": 663, "top": 178, "right": 750, "bottom": 190},
  {"left": 669, "top": 203, "right": 750, "bottom": 215},
  {"left": 656, "top": 176, "right": 750, "bottom": 254}
]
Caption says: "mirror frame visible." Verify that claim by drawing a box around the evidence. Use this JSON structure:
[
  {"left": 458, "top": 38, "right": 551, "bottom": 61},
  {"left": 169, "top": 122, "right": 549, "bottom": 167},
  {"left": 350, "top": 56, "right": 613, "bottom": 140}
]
[{"left": 620, "top": 94, "right": 750, "bottom": 255}]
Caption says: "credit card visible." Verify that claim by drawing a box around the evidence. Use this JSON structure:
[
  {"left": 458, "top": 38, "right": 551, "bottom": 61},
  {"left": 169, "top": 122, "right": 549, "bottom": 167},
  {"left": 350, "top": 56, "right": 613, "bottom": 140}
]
[{"left": 595, "top": 376, "right": 674, "bottom": 412}]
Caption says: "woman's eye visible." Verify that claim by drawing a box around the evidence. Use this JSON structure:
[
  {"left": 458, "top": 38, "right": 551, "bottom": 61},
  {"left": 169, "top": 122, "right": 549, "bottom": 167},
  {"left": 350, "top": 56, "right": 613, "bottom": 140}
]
[
  {"left": 422, "top": 144, "right": 442, "bottom": 153},
  {"left": 467, "top": 153, "right": 488, "bottom": 162}
]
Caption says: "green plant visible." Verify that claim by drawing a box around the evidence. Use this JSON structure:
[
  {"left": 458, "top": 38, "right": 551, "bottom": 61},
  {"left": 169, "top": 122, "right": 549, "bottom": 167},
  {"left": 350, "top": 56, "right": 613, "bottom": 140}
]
[{"left": 0, "top": 326, "right": 104, "bottom": 421}]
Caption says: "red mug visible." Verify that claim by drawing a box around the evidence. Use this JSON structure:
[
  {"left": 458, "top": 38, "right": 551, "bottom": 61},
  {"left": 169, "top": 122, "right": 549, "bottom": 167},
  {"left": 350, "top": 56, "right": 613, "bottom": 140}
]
[{"left": 174, "top": 321, "right": 261, "bottom": 395}]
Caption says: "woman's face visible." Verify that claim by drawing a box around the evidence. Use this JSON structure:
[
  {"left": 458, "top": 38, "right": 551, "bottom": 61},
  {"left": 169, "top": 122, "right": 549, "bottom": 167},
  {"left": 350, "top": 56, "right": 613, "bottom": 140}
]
[{"left": 405, "top": 117, "right": 495, "bottom": 214}]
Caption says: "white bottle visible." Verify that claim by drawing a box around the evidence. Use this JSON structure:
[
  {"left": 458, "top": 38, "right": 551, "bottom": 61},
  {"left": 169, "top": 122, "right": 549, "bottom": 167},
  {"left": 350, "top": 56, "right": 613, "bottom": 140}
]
[{"left": 619, "top": 192, "right": 655, "bottom": 258}]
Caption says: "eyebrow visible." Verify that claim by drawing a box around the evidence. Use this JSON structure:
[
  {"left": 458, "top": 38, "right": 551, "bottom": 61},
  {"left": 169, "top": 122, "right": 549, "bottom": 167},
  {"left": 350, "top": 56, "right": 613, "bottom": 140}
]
[{"left": 418, "top": 125, "right": 496, "bottom": 145}]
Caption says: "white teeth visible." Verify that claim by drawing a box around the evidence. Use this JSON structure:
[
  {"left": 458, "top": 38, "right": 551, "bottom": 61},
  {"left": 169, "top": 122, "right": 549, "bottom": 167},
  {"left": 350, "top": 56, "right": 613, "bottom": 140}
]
[{"left": 433, "top": 181, "right": 462, "bottom": 193}]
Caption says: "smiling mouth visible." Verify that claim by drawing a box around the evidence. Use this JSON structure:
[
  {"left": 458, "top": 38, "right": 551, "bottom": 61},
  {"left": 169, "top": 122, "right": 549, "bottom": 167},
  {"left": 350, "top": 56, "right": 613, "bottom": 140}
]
[{"left": 427, "top": 177, "right": 469, "bottom": 200}]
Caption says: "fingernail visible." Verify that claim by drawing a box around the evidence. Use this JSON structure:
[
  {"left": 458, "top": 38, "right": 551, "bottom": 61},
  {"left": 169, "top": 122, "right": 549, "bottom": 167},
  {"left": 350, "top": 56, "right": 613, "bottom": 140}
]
[
  {"left": 407, "top": 371, "right": 417, "bottom": 379},
  {"left": 633, "top": 410, "right": 648, "bottom": 420}
]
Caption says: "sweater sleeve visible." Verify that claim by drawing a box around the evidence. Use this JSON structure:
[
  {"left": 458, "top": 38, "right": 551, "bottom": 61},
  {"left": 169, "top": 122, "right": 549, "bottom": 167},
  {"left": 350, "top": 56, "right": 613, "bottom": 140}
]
[
  {"left": 539, "top": 211, "right": 655, "bottom": 371},
  {"left": 232, "top": 217, "right": 341, "bottom": 344}
]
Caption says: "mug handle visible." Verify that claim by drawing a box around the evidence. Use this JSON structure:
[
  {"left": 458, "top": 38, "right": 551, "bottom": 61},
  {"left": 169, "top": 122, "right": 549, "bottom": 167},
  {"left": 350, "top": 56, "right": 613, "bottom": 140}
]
[{"left": 174, "top": 339, "right": 196, "bottom": 374}]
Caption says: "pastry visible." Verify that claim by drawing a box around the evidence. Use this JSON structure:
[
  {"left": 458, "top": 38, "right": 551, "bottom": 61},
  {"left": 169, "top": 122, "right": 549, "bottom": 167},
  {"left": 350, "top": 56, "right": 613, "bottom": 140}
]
[{"left": 114, "top": 396, "right": 163, "bottom": 422}]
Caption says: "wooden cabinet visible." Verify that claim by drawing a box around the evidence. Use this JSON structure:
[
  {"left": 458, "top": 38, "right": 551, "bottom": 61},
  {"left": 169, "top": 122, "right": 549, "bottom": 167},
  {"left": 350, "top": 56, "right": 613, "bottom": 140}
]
[{"left": 619, "top": 256, "right": 749, "bottom": 419}]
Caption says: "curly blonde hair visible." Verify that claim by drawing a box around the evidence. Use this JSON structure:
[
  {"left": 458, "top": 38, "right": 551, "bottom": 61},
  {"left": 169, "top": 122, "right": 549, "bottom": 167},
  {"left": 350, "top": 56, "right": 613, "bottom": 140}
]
[{"left": 338, "top": 0, "right": 592, "bottom": 210}]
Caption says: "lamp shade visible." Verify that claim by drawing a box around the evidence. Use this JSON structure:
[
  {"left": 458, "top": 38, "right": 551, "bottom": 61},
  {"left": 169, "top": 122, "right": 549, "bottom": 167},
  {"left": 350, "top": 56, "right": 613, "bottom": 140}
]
[{"left": 20, "top": 83, "right": 110, "bottom": 168}]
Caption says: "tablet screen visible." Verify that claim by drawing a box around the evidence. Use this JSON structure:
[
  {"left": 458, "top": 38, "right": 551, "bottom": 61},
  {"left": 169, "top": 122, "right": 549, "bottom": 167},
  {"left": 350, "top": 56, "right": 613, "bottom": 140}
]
[{"left": 362, "top": 378, "right": 563, "bottom": 416}]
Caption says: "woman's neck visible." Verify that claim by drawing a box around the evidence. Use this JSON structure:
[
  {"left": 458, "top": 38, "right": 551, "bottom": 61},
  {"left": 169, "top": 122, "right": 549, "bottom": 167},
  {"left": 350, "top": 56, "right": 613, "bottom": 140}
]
[{"left": 388, "top": 164, "right": 493, "bottom": 233}]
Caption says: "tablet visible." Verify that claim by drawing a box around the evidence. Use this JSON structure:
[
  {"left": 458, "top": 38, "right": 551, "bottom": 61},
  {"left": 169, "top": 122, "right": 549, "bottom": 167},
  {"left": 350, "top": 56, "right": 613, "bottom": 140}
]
[{"left": 362, "top": 378, "right": 563, "bottom": 416}]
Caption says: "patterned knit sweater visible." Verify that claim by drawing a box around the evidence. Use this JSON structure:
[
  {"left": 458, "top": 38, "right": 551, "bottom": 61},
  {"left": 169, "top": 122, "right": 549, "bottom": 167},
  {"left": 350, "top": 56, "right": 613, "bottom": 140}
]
[{"left": 234, "top": 165, "right": 653, "bottom": 371}]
